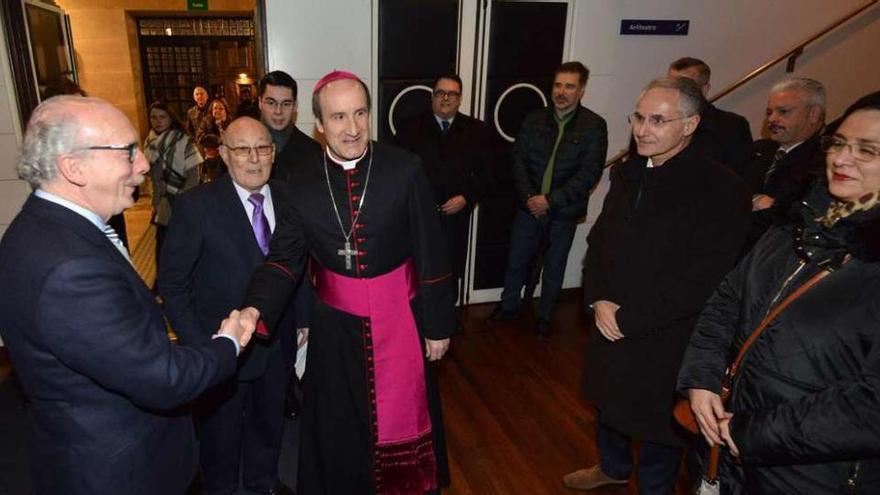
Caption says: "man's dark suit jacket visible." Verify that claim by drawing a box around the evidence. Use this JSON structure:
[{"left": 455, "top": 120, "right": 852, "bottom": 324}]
[
  {"left": 271, "top": 125, "right": 322, "bottom": 183},
  {"left": 745, "top": 132, "right": 825, "bottom": 200},
  {"left": 0, "top": 195, "right": 237, "bottom": 495},
  {"left": 394, "top": 112, "right": 492, "bottom": 207},
  {"left": 696, "top": 102, "right": 753, "bottom": 178},
  {"left": 159, "top": 174, "right": 310, "bottom": 381},
  {"left": 743, "top": 132, "right": 825, "bottom": 247}
]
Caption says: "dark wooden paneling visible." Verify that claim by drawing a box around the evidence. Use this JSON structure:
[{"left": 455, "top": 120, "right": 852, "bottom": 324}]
[
  {"left": 474, "top": 1, "right": 568, "bottom": 290},
  {"left": 377, "top": 0, "right": 459, "bottom": 142}
]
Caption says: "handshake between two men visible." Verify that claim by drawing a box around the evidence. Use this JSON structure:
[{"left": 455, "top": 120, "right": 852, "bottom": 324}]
[{"left": 215, "top": 308, "right": 262, "bottom": 352}]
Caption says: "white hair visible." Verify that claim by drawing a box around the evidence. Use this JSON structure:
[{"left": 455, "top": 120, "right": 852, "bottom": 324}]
[
  {"left": 17, "top": 95, "right": 105, "bottom": 187},
  {"left": 771, "top": 77, "right": 826, "bottom": 110}
]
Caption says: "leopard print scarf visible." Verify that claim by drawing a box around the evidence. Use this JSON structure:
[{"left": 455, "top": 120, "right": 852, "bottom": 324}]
[{"left": 818, "top": 191, "right": 880, "bottom": 227}]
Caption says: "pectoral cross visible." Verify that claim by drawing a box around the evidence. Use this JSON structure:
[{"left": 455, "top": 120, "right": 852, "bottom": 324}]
[{"left": 337, "top": 241, "right": 358, "bottom": 270}]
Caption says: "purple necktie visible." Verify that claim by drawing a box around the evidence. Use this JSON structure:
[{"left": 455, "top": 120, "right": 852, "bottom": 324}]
[{"left": 248, "top": 192, "right": 271, "bottom": 255}]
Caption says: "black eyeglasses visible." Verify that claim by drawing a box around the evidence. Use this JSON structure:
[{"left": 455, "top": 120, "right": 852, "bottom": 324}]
[
  {"left": 225, "top": 144, "right": 275, "bottom": 157},
  {"left": 433, "top": 90, "right": 461, "bottom": 100},
  {"left": 82, "top": 143, "right": 139, "bottom": 163}
]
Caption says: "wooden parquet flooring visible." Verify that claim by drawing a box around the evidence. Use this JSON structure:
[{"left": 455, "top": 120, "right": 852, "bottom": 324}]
[{"left": 441, "top": 294, "right": 690, "bottom": 494}]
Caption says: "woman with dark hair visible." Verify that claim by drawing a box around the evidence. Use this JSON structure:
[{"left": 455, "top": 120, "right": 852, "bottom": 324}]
[
  {"left": 145, "top": 100, "right": 202, "bottom": 263},
  {"left": 197, "top": 98, "right": 232, "bottom": 145},
  {"left": 677, "top": 104, "right": 880, "bottom": 493}
]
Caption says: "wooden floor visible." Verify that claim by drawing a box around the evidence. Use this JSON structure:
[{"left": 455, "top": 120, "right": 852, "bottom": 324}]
[{"left": 441, "top": 296, "right": 689, "bottom": 494}]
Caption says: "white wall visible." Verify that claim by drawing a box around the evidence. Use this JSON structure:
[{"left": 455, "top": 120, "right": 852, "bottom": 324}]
[
  {"left": 264, "top": 0, "right": 880, "bottom": 298},
  {"left": 264, "top": 0, "right": 372, "bottom": 138}
]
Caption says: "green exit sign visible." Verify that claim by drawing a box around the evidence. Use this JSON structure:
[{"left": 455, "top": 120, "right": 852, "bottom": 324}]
[{"left": 188, "top": 0, "right": 208, "bottom": 10}]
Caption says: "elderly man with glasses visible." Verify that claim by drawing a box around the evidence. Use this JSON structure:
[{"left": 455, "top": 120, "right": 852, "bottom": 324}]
[
  {"left": 564, "top": 77, "right": 751, "bottom": 493},
  {"left": 159, "top": 116, "right": 301, "bottom": 495},
  {"left": 395, "top": 73, "right": 493, "bottom": 309},
  {"left": 0, "top": 95, "right": 253, "bottom": 494}
]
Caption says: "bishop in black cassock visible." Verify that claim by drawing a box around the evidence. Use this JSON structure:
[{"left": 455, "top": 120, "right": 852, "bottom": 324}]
[{"left": 242, "top": 71, "right": 456, "bottom": 495}]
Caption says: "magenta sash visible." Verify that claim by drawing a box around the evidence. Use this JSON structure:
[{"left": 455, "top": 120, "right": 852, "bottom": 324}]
[{"left": 316, "top": 259, "right": 437, "bottom": 494}]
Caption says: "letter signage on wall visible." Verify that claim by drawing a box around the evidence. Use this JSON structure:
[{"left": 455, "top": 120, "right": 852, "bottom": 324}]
[
  {"left": 187, "top": 0, "right": 208, "bottom": 10},
  {"left": 620, "top": 20, "right": 689, "bottom": 36}
]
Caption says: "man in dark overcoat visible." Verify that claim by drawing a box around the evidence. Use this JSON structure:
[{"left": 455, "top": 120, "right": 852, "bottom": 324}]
[
  {"left": 564, "top": 77, "right": 751, "bottom": 493},
  {"left": 395, "top": 73, "right": 492, "bottom": 304}
]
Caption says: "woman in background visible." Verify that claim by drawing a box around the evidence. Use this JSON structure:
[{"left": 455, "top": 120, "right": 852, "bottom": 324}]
[
  {"left": 197, "top": 98, "right": 232, "bottom": 145},
  {"left": 145, "top": 101, "right": 202, "bottom": 265}
]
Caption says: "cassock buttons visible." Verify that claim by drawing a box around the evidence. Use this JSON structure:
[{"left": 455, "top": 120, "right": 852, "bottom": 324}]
[
  {"left": 351, "top": 195, "right": 360, "bottom": 202},
  {"left": 355, "top": 223, "right": 364, "bottom": 229},
  {"left": 350, "top": 181, "right": 360, "bottom": 187},
  {"left": 356, "top": 237, "right": 366, "bottom": 243},
  {"left": 358, "top": 250, "right": 367, "bottom": 256},
  {"left": 359, "top": 264, "right": 367, "bottom": 270}
]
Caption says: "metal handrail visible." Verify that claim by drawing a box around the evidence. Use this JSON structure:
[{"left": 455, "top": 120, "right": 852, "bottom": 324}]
[{"left": 604, "top": 0, "right": 879, "bottom": 168}]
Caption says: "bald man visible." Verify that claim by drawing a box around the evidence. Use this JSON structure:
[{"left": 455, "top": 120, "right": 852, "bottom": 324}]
[
  {"left": 187, "top": 86, "right": 210, "bottom": 137},
  {"left": 159, "top": 117, "right": 302, "bottom": 495},
  {"left": 0, "top": 96, "right": 252, "bottom": 494}
]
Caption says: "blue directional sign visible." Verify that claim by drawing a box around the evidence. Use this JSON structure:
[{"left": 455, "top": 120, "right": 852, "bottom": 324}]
[{"left": 620, "top": 19, "right": 689, "bottom": 36}]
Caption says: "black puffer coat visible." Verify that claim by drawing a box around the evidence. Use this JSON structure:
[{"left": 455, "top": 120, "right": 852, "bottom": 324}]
[{"left": 677, "top": 185, "right": 880, "bottom": 494}]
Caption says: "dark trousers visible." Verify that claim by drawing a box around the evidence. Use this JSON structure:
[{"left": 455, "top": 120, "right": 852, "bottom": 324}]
[
  {"left": 500, "top": 209, "right": 577, "bottom": 322},
  {"left": 195, "top": 345, "right": 288, "bottom": 495},
  {"left": 438, "top": 208, "right": 472, "bottom": 306},
  {"left": 598, "top": 423, "right": 681, "bottom": 495}
]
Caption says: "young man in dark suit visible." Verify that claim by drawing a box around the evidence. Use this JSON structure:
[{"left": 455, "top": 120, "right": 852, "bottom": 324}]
[
  {"left": 0, "top": 96, "right": 252, "bottom": 495},
  {"left": 259, "top": 70, "right": 322, "bottom": 182},
  {"left": 159, "top": 117, "right": 308, "bottom": 495}
]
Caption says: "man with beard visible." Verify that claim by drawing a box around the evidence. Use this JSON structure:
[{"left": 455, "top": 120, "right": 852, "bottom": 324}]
[
  {"left": 564, "top": 77, "right": 750, "bottom": 493},
  {"left": 240, "top": 71, "right": 456, "bottom": 494},
  {"left": 745, "top": 78, "right": 826, "bottom": 245},
  {"left": 0, "top": 96, "right": 253, "bottom": 494},
  {"left": 487, "top": 61, "right": 608, "bottom": 341}
]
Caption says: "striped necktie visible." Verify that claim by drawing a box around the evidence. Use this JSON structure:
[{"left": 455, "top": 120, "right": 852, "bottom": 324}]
[
  {"left": 763, "top": 148, "right": 787, "bottom": 188},
  {"left": 103, "top": 224, "right": 131, "bottom": 263}
]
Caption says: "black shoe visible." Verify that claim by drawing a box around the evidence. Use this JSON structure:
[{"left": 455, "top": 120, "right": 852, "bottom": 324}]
[
  {"left": 269, "top": 482, "right": 295, "bottom": 495},
  {"left": 536, "top": 321, "right": 550, "bottom": 342},
  {"left": 486, "top": 304, "right": 519, "bottom": 323}
]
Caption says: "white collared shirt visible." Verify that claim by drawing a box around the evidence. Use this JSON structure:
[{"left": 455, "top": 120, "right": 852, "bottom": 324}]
[{"left": 434, "top": 114, "right": 455, "bottom": 130}]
